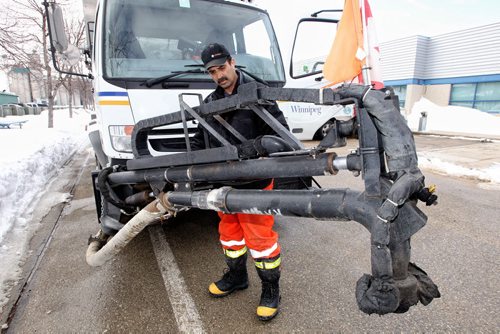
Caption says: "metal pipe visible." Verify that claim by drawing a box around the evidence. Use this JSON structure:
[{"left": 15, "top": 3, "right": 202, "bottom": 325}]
[
  {"left": 165, "top": 187, "right": 396, "bottom": 283},
  {"left": 165, "top": 153, "right": 338, "bottom": 182},
  {"left": 106, "top": 168, "right": 163, "bottom": 185},
  {"left": 125, "top": 190, "right": 154, "bottom": 206},
  {"left": 164, "top": 188, "right": 377, "bottom": 232},
  {"left": 333, "top": 156, "right": 348, "bottom": 170},
  {"left": 109, "top": 153, "right": 362, "bottom": 186}
]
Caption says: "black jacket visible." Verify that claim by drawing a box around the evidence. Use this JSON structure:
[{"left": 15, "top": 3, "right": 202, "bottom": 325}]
[
  {"left": 191, "top": 71, "right": 289, "bottom": 189},
  {"left": 191, "top": 71, "right": 288, "bottom": 150}
]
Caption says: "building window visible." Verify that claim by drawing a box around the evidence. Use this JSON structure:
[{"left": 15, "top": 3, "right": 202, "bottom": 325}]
[
  {"left": 391, "top": 85, "right": 406, "bottom": 109},
  {"left": 450, "top": 82, "right": 500, "bottom": 114}
]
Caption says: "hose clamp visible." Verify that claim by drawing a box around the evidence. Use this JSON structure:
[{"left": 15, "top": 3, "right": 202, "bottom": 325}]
[{"left": 362, "top": 86, "right": 372, "bottom": 102}]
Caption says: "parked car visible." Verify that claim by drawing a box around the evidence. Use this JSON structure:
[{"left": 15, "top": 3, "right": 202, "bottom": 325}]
[{"left": 25, "top": 102, "right": 48, "bottom": 108}]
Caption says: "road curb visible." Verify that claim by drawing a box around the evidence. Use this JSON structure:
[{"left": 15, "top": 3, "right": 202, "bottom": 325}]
[
  {"left": 413, "top": 131, "right": 500, "bottom": 142},
  {"left": 0, "top": 149, "right": 91, "bottom": 331}
]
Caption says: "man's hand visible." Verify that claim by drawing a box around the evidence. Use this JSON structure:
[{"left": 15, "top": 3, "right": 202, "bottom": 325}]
[
  {"left": 237, "top": 135, "right": 294, "bottom": 159},
  {"left": 237, "top": 136, "right": 267, "bottom": 159}
]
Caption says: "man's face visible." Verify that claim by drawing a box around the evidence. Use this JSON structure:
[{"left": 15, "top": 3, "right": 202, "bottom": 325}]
[{"left": 207, "top": 58, "right": 238, "bottom": 93}]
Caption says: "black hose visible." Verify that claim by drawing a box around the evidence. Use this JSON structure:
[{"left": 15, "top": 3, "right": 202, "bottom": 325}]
[{"left": 97, "top": 166, "right": 136, "bottom": 212}]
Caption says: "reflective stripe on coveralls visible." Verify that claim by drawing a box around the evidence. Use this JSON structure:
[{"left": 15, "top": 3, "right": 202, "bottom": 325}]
[
  {"left": 254, "top": 256, "right": 281, "bottom": 270},
  {"left": 249, "top": 243, "right": 278, "bottom": 259},
  {"left": 224, "top": 246, "right": 248, "bottom": 259},
  {"left": 220, "top": 238, "right": 246, "bottom": 247}
]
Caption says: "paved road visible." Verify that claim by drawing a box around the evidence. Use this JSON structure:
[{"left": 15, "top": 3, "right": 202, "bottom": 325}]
[{"left": 3, "top": 137, "right": 500, "bottom": 333}]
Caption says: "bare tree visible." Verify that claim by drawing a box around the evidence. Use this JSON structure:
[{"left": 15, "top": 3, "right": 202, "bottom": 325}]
[
  {"left": 0, "top": 0, "right": 85, "bottom": 127},
  {"left": 0, "top": 2, "right": 35, "bottom": 67},
  {"left": 75, "top": 74, "right": 93, "bottom": 110}
]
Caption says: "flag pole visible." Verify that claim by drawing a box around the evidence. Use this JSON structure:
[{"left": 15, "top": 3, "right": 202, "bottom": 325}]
[{"left": 360, "top": 0, "right": 371, "bottom": 86}]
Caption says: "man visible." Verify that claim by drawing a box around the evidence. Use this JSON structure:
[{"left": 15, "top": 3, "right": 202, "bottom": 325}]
[{"left": 190, "top": 43, "right": 288, "bottom": 321}]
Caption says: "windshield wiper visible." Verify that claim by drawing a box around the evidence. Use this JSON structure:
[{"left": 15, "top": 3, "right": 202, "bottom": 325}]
[
  {"left": 186, "top": 64, "right": 269, "bottom": 85},
  {"left": 146, "top": 64, "right": 269, "bottom": 87},
  {"left": 235, "top": 66, "right": 269, "bottom": 86},
  {"left": 141, "top": 69, "right": 205, "bottom": 88}
]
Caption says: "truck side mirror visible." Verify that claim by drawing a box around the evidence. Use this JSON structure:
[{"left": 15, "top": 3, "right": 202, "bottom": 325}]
[
  {"left": 47, "top": 3, "right": 69, "bottom": 53},
  {"left": 290, "top": 18, "right": 338, "bottom": 79},
  {"left": 43, "top": 1, "right": 90, "bottom": 78}
]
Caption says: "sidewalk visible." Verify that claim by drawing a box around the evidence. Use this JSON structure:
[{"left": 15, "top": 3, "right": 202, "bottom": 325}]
[
  {"left": 306, "top": 133, "right": 500, "bottom": 184},
  {"left": 413, "top": 133, "right": 500, "bottom": 184}
]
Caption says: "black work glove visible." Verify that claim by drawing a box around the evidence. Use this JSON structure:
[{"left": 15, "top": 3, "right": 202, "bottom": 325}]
[
  {"left": 237, "top": 136, "right": 267, "bottom": 159},
  {"left": 237, "top": 135, "right": 294, "bottom": 159}
]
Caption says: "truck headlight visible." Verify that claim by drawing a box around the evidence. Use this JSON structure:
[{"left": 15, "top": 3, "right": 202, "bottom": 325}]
[{"left": 109, "top": 125, "right": 134, "bottom": 152}]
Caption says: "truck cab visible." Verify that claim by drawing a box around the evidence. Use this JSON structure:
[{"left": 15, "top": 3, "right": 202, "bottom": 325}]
[
  {"left": 46, "top": 0, "right": 349, "bottom": 233},
  {"left": 84, "top": 0, "right": 286, "bottom": 166}
]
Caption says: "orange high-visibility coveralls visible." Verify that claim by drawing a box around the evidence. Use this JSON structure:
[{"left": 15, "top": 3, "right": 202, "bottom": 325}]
[{"left": 217, "top": 182, "right": 280, "bottom": 259}]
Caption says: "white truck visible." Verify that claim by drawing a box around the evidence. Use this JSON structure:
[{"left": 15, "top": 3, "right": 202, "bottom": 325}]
[
  {"left": 45, "top": 0, "right": 353, "bottom": 232},
  {"left": 49, "top": 0, "right": 353, "bottom": 166},
  {"left": 280, "top": 101, "right": 355, "bottom": 140}
]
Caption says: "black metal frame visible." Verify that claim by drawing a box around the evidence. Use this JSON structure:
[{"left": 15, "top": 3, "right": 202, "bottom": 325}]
[{"left": 100, "top": 82, "right": 439, "bottom": 315}]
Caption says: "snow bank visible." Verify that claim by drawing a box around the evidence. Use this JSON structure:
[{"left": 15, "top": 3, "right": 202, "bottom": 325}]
[
  {"left": 0, "top": 109, "right": 89, "bottom": 310},
  {"left": 407, "top": 98, "right": 500, "bottom": 137},
  {"left": 0, "top": 110, "right": 89, "bottom": 242},
  {"left": 418, "top": 155, "right": 500, "bottom": 184}
]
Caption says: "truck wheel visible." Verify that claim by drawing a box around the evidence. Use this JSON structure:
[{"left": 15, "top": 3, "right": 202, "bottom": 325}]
[{"left": 316, "top": 120, "right": 334, "bottom": 140}]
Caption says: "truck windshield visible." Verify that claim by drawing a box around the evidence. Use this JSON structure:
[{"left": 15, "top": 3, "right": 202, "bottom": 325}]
[{"left": 103, "top": 0, "right": 285, "bottom": 83}]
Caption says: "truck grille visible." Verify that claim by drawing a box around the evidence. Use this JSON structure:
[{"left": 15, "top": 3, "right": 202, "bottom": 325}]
[{"left": 148, "top": 127, "right": 198, "bottom": 153}]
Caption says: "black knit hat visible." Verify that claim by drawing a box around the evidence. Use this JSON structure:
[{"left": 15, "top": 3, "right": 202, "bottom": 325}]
[{"left": 201, "top": 43, "right": 230, "bottom": 69}]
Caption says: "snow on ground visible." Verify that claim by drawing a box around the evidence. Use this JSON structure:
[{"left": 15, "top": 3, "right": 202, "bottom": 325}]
[
  {"left": 407, "top": 97, "right": 500, "bottom": 136},
  {"left": 0, "top": 109, "right": 90, "bottom": 311},
  {"left": 418, "top": 153, "right": 500, "bottom": 184},
  {"left": 407, "top": 97, "right": 500, "bottom": 184}
]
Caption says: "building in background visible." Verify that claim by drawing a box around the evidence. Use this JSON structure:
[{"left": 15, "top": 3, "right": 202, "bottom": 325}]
[
  {"left": 0, "top": 71, "right": 8, "bottom": 91},
  {"left": 5, "top": 67, "right": 93, "bottom": 108},
  {"left": 0, "top": 91, "right": 19, "bottom": 105},
  {"left": 8, "top": 67, "right": 46, "bottom": 104},
  {"left": 381, "top": 22, "right": 500, "bottom": 116}
]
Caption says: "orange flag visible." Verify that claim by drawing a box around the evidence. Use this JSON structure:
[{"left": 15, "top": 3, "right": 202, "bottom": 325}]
[{"left": 322, "top": 0, "right": 365, "bottom": 85}]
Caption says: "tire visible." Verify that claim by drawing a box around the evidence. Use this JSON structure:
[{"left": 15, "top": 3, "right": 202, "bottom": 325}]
[{"left": 316, "top": 120, "right": 334, "bottom": 140}]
